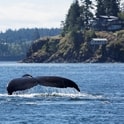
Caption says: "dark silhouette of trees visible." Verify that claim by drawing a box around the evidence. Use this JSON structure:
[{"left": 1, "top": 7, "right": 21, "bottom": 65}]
[
  {"left": 62, "top": 0, "right": 81, "bottom": 35},
  {"left": 80, "top": 0, "right": 93, "bottom": 29},
  {"left": 96, "top": 0, "right": 120, "bottom": 17},
  {"left": 0, "top": 28, "right": 61, "bottom": 60}
]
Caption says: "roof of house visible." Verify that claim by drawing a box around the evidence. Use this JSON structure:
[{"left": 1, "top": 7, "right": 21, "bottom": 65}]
[
  {"left": 99, "top": 15, "right": 118, "bottom": 19},
  {"left": 91, "top": 38, "right": 108, "bottom": 41}
]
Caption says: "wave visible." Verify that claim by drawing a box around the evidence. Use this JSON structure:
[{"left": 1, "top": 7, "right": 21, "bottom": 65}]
[
  {"left": 0, "top": 87, "right": 106, "bottom": 106},
  {"left": 0, "top": 91, "right": 108, "bottom": 107},
  {"left": 0, "top": 92, "right": 104, "bottom": 100}
]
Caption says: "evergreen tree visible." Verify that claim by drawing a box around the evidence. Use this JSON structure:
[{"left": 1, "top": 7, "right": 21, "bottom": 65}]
[
  {"left": 118, "top": 2, "right": 124, "bottom": 20},
  {"left": 62, "top": 0, "right": 95, "bottom": 35},
  {"left": 32, "top": 28, "right": 40, "bottom": 41},
  {"left": 96, "top": 0, "right": 120, "bottom": 17},
  {"left": 63, "top": 0, "right": 81, "bottom": 34},
  {"left": 96, "top": 0, "right": 106, "bottom": 16},
  {"left": 80, "top": 0, "right": 93, "bottom": 29},
  {"left": 105, "top": 0, "right": 120, "bottom": 16}
]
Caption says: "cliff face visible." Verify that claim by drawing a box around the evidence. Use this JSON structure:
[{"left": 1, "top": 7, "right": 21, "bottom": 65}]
[{"left": 23, "top": 30, "right": 124, "bottom": 63}]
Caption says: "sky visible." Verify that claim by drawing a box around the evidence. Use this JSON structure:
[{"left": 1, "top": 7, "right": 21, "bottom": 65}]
[{"left": 0, "top": 0, "right": 73, "bottom": 32}]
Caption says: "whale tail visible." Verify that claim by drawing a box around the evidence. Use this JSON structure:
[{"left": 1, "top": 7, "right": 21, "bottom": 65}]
[{"left": 7, "top": 74, "right": 80, "bottom": 95}]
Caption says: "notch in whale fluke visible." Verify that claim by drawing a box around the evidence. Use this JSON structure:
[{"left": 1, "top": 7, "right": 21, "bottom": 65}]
[
  {"left": 22, "top": 74, "right": 33, "bottom": 78},
  {"left": 7, "top": 74, "right": 80, "bottom": 95}
]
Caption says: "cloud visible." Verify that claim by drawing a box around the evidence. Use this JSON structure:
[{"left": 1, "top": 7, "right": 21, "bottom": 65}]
[{"left": 0, "top": 0, "right": 72, "bottom": 31}]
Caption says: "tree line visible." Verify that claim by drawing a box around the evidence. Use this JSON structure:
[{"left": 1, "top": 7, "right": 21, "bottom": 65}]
[
  {"left": 0, "top": 28, "right": 61, "bottom": 60},
  {"left": 62, "top": 0, "right": 123, "bottom": 35},
  {"left": 0, "top": 28, "right": 61, "bottom": 43}
]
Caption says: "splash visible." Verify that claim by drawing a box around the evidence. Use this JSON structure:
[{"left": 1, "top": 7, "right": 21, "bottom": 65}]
[{"left": 0, "top": 86, "right": 104, "bottom": 101}]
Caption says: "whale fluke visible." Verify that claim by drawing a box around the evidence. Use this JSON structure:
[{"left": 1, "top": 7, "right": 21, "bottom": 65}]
[
  {"left": 36, "top": 76, "right": 80, "bottom": 92},
  {"left": 7, "top": 74, "right": 80, "bottom": 95}
]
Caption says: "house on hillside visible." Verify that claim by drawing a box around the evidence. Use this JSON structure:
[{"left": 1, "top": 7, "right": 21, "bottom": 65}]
[
  {"left": 91, "top": 15, "right": 124, "bottom": 31},
  {"left": 90, "top": 38, "right": 108, "bottom": 45},
  {"left": 90, "top": 38, "right": 108, "bottom": 52}
]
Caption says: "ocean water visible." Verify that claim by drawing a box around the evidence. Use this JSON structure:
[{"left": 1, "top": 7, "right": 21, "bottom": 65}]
[{"left": 0, "top": 62, "right": 124, "bottom": 124}]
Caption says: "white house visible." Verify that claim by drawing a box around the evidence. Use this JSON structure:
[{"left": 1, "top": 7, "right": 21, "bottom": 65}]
[{"left": 90, "top": 38, "right": 108, "bottom": 45}]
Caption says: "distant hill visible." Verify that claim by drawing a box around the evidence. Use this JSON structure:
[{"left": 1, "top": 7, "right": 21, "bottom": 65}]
[
  {"left": 0, "top": 28, "right": 61, "bottom": 61},
  {"left": 23, "top": 30, "right": 124, "bottom": 63},
  {"left": 0, "top": 28, "right": 61, "bottom": 43}
]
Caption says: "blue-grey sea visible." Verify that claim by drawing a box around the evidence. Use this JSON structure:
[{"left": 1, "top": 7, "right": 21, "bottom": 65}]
[{"left": 0, "top": 62, "right": 124, "bottom": 124}]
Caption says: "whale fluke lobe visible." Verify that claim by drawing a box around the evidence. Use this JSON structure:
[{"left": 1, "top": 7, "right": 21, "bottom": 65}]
[
  {"left": 7, "top": 76, "right": 38, "bottom": 95},
  {"left": 7, "top": 74, "right": 80, "bottom": 95},
  {"left": 36, "top": 76, "right": 80, "bottom": 92}
]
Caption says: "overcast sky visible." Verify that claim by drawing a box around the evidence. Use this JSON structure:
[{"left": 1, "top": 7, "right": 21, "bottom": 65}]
[{"left": 0, "top": 0, "right": 73, "bottom": 32}]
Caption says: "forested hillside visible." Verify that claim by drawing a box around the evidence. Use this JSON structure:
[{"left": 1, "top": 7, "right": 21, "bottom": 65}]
[
  {"left": 0, "top": 28, "right": 61, "bottom": 61},
  {"left": 23, "top": 0, "right": 124, "bottom": 63}
]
